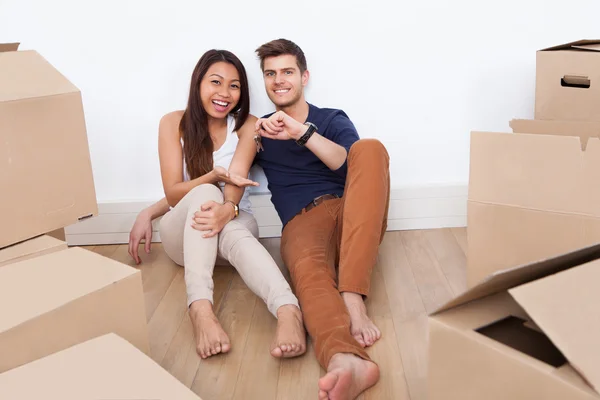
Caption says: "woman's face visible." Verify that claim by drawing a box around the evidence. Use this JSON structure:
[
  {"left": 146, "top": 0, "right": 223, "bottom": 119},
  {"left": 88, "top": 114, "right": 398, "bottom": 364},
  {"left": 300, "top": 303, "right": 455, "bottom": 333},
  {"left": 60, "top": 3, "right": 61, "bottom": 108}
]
[{"left": 200, "top": 61, "right": 241, "bottom": 120}]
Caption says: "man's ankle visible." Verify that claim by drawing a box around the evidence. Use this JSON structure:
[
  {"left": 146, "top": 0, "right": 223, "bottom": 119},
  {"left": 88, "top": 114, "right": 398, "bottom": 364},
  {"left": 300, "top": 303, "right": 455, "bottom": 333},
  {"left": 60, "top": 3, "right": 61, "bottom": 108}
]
[{"left": 341, "top": 292, "right": 364, "bottom": 302}]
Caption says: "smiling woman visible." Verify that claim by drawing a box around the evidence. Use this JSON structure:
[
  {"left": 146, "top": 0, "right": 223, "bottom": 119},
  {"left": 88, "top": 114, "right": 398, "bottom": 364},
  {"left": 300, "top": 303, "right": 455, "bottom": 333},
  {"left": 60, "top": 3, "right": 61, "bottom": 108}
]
[{"left": 128, "top": 49, "right": 308, "bottom": 363}]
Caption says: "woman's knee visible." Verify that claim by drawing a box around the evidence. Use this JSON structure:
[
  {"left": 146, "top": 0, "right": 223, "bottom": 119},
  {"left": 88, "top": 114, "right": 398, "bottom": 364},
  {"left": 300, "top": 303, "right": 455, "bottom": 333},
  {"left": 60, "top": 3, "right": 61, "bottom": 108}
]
[{"left": 186, "top": 183, "right": 223, "bottom": 206}]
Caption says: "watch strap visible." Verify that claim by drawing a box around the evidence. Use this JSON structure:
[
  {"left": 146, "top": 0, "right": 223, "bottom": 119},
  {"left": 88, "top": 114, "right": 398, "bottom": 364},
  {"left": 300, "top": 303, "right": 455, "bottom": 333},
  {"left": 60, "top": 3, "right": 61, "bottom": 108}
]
[
  {"left": 224, "top": 200, "right": 239, "bottom": 218},
  {"left": 296, "top": 122, "right": 317, "bottom": 146}
]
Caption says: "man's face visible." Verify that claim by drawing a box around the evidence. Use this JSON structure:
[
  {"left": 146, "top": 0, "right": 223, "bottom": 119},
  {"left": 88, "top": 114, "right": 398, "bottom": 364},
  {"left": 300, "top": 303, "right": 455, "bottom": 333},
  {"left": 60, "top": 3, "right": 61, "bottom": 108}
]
[{"left": 262, "top": 54, "right": 308, "bottom": 108}]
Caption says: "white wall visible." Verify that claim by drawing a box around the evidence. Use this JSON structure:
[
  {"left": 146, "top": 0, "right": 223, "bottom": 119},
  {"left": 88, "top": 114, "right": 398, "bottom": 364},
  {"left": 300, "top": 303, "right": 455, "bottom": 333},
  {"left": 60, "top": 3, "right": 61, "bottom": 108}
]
[{"left": 2, "top": 0, "right": 600, "bottom": 203}]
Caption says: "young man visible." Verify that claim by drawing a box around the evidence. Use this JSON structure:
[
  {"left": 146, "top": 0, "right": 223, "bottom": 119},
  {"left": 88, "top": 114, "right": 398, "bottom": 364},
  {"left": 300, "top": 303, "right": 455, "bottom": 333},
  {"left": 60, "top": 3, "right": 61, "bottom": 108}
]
[
  {"left": 252, "top": 38, "right": 390, "bottom": 400},
  {"left": 129, "top": 39, "right": 390, "bottom": 399}
]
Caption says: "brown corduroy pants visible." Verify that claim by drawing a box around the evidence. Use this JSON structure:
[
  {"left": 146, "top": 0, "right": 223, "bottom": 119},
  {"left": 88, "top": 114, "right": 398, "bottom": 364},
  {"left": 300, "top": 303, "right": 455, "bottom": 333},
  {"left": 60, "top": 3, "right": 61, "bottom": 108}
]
[{"left": 280, "top": 139, "right": 390, "bottom": 369}]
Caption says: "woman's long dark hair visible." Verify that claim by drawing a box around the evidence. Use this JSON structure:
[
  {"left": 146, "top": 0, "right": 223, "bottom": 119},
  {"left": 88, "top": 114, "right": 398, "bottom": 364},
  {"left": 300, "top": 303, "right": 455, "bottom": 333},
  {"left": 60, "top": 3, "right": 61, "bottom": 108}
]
[{"left": 179, "top": 50, "right": 250, "bottom": 180}]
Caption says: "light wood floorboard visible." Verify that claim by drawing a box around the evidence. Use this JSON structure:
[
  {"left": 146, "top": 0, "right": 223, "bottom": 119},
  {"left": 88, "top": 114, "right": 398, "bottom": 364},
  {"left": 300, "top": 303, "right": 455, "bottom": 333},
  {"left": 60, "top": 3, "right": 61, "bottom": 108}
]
[{"left": 84, "top": 227, "right": 467, "bottom": 400}]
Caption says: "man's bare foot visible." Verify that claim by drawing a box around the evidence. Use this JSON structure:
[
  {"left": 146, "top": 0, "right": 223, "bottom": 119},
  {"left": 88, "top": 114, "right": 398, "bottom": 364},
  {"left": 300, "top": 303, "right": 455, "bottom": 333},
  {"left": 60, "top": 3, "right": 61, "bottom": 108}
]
[
  {"left": 341, "top": 292, "right": 381, "bottom": 347},
  {"left": 318, "top": 353, "right": 380, "bottom": 400},
  {"left": 270, "top": 304, "right": 307, "bottom": 358},
  {"left": 189, "top": 299, "right": 230, "bottom": 359}
]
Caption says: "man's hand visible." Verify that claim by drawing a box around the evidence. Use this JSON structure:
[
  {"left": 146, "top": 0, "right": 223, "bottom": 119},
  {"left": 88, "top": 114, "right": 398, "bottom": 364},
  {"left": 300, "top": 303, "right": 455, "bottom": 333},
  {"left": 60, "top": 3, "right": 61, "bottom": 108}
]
[
  {"left": 255, "top": 111, "right": 307, "bottom": 141},
  {"left": 212, "top": 166, "right": 259, "bottom": 188},
  {"left": 128, "top": 210, "right": 153, "bottom": 264},
  {"left": 191, "top": 201, "right": 236, "bottom": 238}
]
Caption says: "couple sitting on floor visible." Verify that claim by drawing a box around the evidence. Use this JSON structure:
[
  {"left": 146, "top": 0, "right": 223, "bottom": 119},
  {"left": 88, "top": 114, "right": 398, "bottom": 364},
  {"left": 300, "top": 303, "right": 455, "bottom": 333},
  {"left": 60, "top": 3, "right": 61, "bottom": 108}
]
[{"left": 128, "top": 38, "right": 390, "bottom": 400}]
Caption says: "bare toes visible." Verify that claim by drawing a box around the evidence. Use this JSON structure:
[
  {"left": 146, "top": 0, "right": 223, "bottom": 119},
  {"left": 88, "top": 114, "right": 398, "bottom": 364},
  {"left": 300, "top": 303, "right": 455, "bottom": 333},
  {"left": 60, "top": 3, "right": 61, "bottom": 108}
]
[
  {"left": 271, "top": 347, "right": 283, "bottom": 358},
  {"left": 222, "top": 341, "right": 231, "bottom": 353},
  {"left": 354, "top": 334, "right": 366, "bottom": 347}
]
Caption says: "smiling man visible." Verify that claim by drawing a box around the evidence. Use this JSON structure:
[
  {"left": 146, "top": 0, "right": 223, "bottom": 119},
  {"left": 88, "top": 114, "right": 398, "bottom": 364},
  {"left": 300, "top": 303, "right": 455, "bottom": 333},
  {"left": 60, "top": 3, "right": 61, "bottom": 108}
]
[{"left": 253, "top": 39, "right": 391, "bottom": 400}]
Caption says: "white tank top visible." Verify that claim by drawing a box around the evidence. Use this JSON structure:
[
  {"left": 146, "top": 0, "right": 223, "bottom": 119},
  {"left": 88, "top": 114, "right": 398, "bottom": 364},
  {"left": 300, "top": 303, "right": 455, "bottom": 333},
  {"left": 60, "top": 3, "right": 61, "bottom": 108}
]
[{"left": 182, "top": 114, "right": 253, "bottom": 213}]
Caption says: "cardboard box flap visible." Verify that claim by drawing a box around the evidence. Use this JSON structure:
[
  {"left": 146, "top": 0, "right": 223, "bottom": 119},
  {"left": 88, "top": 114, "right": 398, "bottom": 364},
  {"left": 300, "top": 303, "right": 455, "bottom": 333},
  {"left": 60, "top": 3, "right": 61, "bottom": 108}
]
[
  {"left": 510, "top": 119, "right": 600, "bottom": 150},
  {"left": 540, "top": 39, "right": 600, "bottom": 51},
  {"left": 509, "top": 259, "right": 600, "bottom": 394},
  {"left": 469, "top": 131, "right": 600, "bottom": 215},
  {"left": 432, "top": 242, "right": 600, "bottom": 315},
  {"left": 0, "top": 43, "right": 19, "bottom": 52},
  {"left": 0, "top": 235, "right": 66, "bottom": 266},
  {"left": 0, "top": 247, "right": 138, "bottom": 333},
  {"left": 0, "top": 50, "right": 79, "bottom": 102},
  {"left": 0, "top": 333, "right": 201, "bottom": 399}
]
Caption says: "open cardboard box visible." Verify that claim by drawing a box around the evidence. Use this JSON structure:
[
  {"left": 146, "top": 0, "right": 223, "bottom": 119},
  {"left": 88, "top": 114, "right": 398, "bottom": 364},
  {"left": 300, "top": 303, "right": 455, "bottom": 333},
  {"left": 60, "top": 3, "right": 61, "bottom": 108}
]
[
  {"left": 429, "top": 241, "right": 600, "bottom": 399},
  {"left": 0, "top": 333, "right": 201, "bottom": 399},
  {"left": 0, "top": 42, "right": 98, "bottom": 248},
  {"left": 466, "top": 120, "right": 600, "bottom": 286},
  {"left": 0, "top": 246, "right": 149, "bottom": 373},
  {"left": 536, "top": 39, "right": 600, "bottom": 121}
]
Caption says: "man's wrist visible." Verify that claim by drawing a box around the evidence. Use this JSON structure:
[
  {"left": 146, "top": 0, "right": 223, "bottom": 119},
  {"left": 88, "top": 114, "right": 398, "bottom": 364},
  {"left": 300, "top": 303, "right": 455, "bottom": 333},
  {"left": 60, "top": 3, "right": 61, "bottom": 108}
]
[
  {"left": 292, "top": 121, "right": 308, "bottom": 140},
  {"left": 295, "top": 122, "right": 317, "bottom": 146}
]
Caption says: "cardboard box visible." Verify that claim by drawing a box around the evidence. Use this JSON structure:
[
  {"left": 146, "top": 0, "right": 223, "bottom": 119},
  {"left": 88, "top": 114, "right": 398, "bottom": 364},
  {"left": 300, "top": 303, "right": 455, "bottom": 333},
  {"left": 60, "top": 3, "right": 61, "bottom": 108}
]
[
  {"left": 0, "top": 43, "right": 98, "bottom": 249},
  {"left": 466, "top": 122, "right": 600, "bottom": 286},
  {"left": 429, "top": 242, "right": 600, "bottom": 400},
  {"left": 536, "top": 39, "right": 600, "bottom": 121},
  {"left": 0, "top": 247, "right": 149, "bottom": 373},
  {"left": 0, "top": 234, "right": 67, "bottom": 268},
  {"left": 0, "top": 333, "right": 201, "bottom": 400},
  {"left": 45, "top": 228, "right": 66, "bottom": 242}
]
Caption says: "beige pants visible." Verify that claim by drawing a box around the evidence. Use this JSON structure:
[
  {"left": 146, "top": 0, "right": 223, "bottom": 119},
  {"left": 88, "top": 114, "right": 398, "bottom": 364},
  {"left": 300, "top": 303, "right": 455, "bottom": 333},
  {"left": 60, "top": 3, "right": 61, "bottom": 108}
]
[{"left": 159, "top": 184, "right": 298, "bottom": 318}]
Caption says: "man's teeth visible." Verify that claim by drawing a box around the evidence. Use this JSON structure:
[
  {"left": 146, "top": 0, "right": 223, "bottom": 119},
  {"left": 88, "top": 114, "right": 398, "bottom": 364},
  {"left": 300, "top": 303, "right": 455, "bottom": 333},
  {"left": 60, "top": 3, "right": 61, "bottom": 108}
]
[
  {"left": 275, "top": 89, "right": 289, "bottom": 93},
  {"left": 213, "top": 100, "right": 229, "bottom": 106}
]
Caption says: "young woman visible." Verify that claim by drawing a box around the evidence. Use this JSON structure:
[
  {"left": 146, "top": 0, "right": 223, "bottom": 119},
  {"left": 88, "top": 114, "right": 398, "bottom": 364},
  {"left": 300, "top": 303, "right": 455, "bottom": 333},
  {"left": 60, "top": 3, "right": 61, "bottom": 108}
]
[{"left": 129, "top": 49, "right": 305, "bottom": 360}]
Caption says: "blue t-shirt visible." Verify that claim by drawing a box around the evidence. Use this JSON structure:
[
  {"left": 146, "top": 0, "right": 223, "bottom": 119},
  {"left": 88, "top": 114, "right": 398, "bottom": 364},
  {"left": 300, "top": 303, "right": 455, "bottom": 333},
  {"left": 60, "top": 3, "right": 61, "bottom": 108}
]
[{"left": 256, "top": 103, "right": 360, "bottom": 228}]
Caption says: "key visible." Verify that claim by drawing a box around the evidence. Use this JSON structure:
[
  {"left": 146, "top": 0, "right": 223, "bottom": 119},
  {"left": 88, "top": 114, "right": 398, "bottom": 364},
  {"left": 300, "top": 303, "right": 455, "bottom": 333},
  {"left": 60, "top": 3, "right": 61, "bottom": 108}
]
[{"left": 254, "top": 134, "right": 264, "bottom": 153}]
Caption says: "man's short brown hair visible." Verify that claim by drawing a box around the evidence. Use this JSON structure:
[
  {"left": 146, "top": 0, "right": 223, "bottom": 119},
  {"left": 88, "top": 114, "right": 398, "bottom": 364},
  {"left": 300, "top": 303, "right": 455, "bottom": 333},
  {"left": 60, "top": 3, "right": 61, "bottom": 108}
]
[{"left": 255, "top": 38, "right": 307, "bottom": 73}]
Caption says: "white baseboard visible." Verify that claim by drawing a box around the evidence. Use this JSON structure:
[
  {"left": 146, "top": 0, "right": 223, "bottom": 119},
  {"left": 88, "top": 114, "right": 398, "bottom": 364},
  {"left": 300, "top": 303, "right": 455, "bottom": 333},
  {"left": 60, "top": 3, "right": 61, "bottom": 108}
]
[{"left": 64, "top": 185, "right": 468, "bottom": 246}]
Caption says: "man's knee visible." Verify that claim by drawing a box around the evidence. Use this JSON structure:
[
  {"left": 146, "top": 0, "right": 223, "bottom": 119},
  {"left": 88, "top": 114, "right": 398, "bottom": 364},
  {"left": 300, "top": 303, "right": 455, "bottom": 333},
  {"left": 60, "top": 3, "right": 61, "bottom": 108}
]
[{"left": 349, "top": 139, "right": 389, "bottom": 162}]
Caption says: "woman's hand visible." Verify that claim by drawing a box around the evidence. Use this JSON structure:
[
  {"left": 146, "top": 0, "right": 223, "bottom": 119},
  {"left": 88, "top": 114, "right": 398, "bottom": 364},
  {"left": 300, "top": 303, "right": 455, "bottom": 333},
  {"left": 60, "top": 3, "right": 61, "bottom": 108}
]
[
  {"left": 128, "top": 210, "right": 153, "bottom": 264},
  {"left": 191, "top": 201, "right": 236, "bottom": 238},
  {"left": 212, "top": 166, "right": 259, "bottom": 188}
]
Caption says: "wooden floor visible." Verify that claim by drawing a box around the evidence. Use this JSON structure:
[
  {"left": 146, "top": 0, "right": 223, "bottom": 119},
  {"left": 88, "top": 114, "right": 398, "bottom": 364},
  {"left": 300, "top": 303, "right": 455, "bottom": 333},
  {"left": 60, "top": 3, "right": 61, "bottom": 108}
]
[{"left": 84, "top": 227, "right": 468, "bottom": 400}]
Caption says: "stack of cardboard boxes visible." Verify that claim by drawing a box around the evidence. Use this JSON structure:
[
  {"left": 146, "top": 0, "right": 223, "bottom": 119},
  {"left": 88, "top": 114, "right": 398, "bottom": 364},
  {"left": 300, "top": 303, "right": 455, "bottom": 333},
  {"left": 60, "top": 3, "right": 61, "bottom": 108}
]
[
  {"left": 428, "top": 40, "right": 600, "bottom": 399},
  {"left": 0, "top": 43, "right": 201, "bottom": 399}
]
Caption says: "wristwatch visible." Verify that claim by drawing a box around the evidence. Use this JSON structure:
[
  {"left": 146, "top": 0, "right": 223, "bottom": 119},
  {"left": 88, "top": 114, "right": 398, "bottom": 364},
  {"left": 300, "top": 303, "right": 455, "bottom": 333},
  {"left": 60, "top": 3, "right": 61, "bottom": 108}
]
[
  {"left": 296, "top": 122, "right": 317, "bottom": 146},
  {"left": 224, "top": 200, "right": 239, "bottom": 219}
]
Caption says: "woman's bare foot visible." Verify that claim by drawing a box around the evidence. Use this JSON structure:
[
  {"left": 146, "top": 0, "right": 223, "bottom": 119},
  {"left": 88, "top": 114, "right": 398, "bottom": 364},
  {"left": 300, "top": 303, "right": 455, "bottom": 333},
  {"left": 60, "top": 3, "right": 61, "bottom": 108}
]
[
  {"left": 318, "top": 353, "right": 380, "bottom": 400},
  {"left": 189, "top": 299, "right": 231, "bottom": 359},
  {"left": 270, "top": 304, "right": 307, "bottom": 358},
  {"left": 341, "top": 292, "right": 381, "bottom": 347}
]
